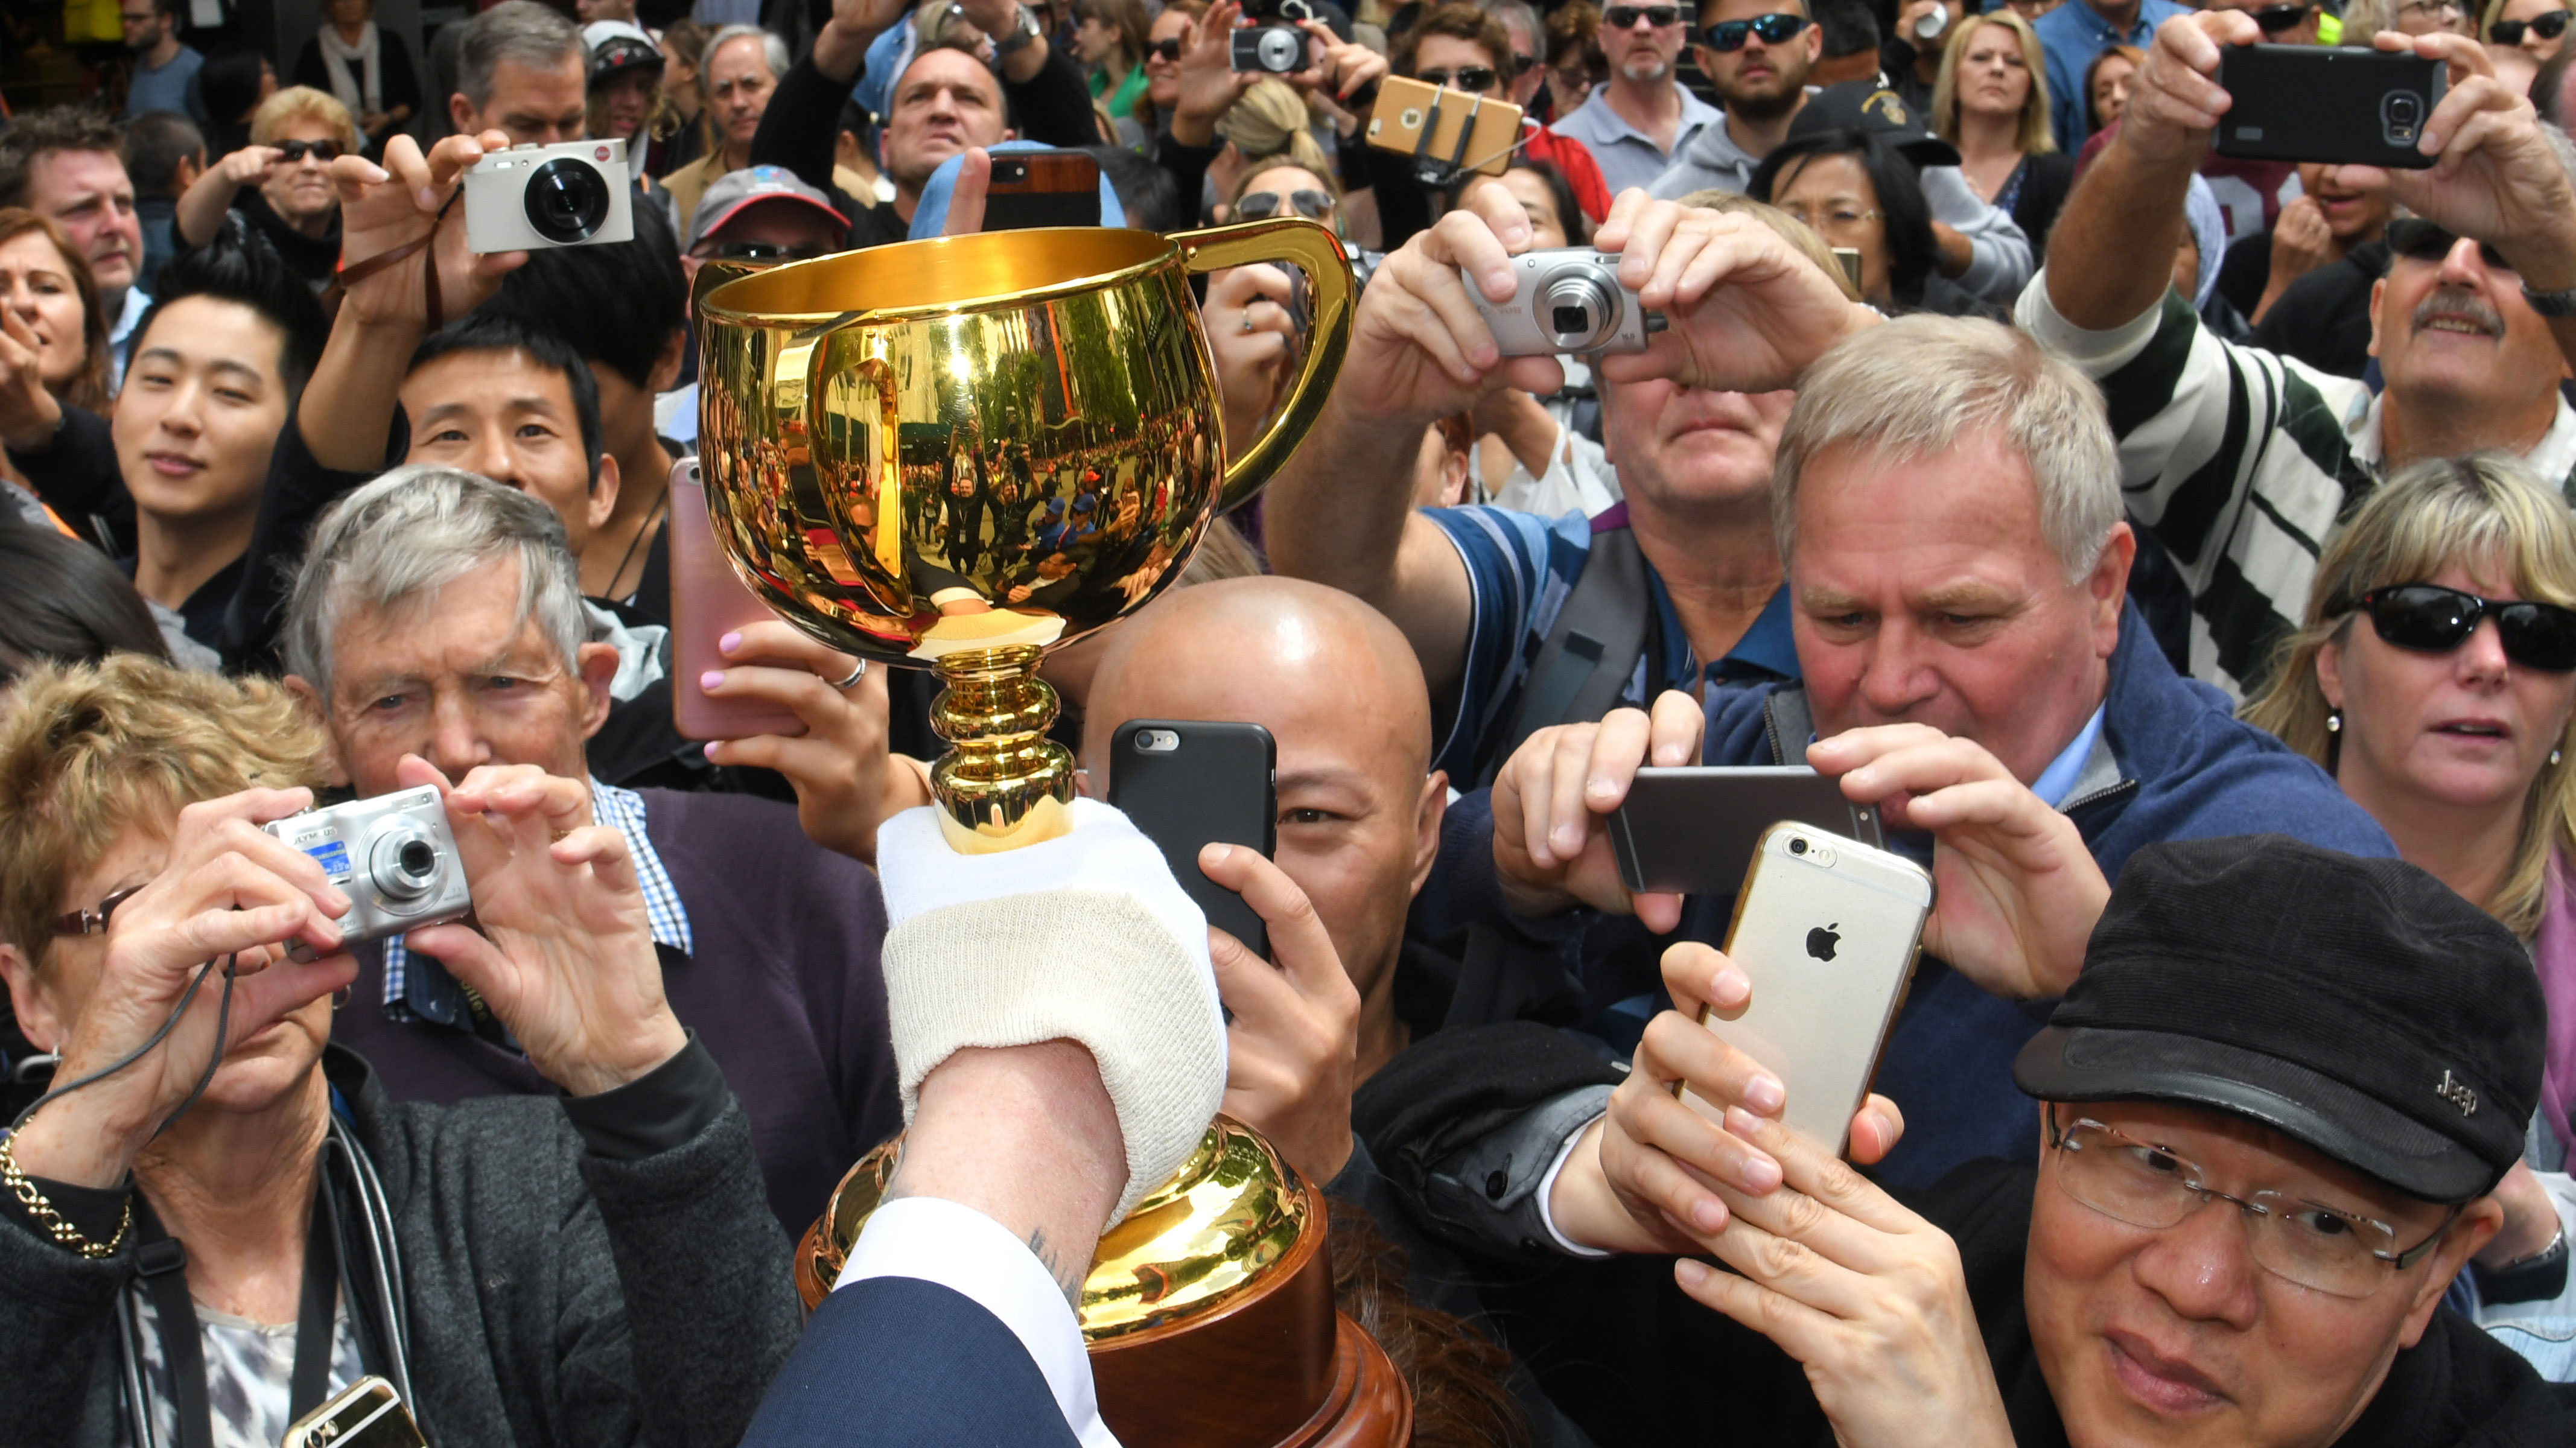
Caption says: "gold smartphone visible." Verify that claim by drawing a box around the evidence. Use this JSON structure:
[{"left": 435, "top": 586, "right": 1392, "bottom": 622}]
[
  {"left": 1364, "top": 75, "right": 1523, "bottom": 178},
  {"left": 281, "top": 1377, "right": 428, "bottom": 1448},
  {"left": 1679, "top": 822, "right": 1932, "bottom": 1155}
]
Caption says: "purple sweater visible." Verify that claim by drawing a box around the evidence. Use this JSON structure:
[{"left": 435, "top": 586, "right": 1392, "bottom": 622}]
[{"left": 331, "top": 787, "right": 900, "bottom": 1236}]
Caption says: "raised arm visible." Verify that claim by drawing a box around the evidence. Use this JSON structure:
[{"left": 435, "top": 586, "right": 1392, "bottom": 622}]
[{"left": 174, "top": 145, "right": 279, "bottom": 247}]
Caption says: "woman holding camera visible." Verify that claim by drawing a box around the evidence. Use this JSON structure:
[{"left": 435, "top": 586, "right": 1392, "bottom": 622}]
[{"left": 0, "top": 655, "right": 800, "bottom": 1448}]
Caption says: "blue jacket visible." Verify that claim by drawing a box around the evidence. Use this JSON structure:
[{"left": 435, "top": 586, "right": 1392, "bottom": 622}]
[
  {"left": 1417, "top": 602, "right": 2393, "bottom": 1189},
  {"left": 1694, "top": 600, "right": 2394, "bottom": 1186}
]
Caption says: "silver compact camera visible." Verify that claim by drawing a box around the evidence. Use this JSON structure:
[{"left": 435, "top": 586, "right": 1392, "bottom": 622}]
[
  {"left": 463, "top": 138, "right": 634, "bottom": 254},
  {"left": 1466, "top": 248, "right": 1665, "bottom": 357},
  {"left": 262, "top": 786, "right": 471, "bottom": 952}
]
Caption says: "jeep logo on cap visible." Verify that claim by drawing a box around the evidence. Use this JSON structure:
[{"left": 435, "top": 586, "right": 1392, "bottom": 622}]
[{"left": 2434, "top": 1070, "right": 2477, "bottom": 1117}]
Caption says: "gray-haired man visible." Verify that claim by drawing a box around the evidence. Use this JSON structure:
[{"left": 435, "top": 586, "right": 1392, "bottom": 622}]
[
  {"left": 449, "top": 0, "right": 591, "bottom": 145},
  {"left": 278, "top": 466, "right": 903, "bottom": 1236}
]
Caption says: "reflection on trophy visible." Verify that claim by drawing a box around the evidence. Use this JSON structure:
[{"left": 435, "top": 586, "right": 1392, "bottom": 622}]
[{"left": 696, "top": 223, "right": 1402, "bottom": 1446}]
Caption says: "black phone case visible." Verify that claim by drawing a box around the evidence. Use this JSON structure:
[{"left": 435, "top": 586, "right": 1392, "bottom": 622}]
[
  {"left": 1610, "top": 767, "right": 1886, "bottom": 897},
  {"left": 2214, "top": 46, "right": 2444, "bottom": 170},
  {"left": 1108, "top": 720, "right": 1276, "bottom": 956}
]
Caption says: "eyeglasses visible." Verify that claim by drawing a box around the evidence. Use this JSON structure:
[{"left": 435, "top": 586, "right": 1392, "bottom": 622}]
[
  {"left": 1506, "top": 51, "right": 1536, "bottom": 75},
  {"left": 701, "top": 240, "right": 835, "bottom": 261},
  {"left": 275, "top": 139, "right": 344, "bottom": 164},
  {"left": 49, "top": 883, "right": 145, "bottom": 938},
  {"left": 1235, "top": 187, "right": 1334, "bottom": 220},
  {"left": 1773, "top": 201, "right": 1881, "bottom": 237},
  {"left": 1702, "top": 12, "right": 1808, "bottom": 48},
  {"left": 2397, "top": 0, "right": 2464, "bottom": 16},
  {"left": 1417, "top": 65, "right": 1502, "bottom": 92},
  {"left": 1146, "top": 36, "right": 1183, "bottom": 60},
  {"left": 2384, "top": 216, "right": 2513, "bottom": 271},
  {"left": 1603, "top": 5, "right": 1693, "bottom": 28},
  {"left": 2047, "top": 1113, "right": 2458, "bottom": 1300},
  {"left": 2353, "top": 583, "right": 2576, "bottom": 672},
  {"left": 2493, "top": 8, "right": 2571, "bottom": 41},
  {"left": 2248, "top": 2, "right": 2315, "bottom": 31}
]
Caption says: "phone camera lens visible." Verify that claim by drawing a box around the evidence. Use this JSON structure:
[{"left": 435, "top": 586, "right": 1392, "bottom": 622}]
[
  {"left": 1789, "top": 837, "right": 1808, "bottom": 856},
  {"left": 523, "top": 157, "right": 612, "bottom": 244}
]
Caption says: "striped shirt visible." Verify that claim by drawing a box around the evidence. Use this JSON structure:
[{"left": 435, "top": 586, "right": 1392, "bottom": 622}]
[
  {"left": 382, "top": 777, "right": 693, "bottom": 1026},
  {"left": 2017, "top": 281, "right": 2576, "bottom": 699}
]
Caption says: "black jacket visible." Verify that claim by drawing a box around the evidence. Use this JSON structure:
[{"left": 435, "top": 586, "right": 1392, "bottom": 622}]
[{"left": 0, "top": 1040, "right": 801, "bottom": 1448}]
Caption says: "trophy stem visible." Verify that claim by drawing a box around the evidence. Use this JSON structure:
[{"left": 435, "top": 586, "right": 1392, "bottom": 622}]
[{"left": 927, "top": 644, "right": 1078, "bottom": 853}]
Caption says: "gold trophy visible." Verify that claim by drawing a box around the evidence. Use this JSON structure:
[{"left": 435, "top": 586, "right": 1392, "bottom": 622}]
[{"left": 699, "top": 223, "right": 1407, "bottom": 1446}]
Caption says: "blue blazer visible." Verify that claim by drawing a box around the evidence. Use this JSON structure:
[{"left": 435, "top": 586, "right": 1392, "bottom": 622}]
[{"left": 741, "top": 1277, "right": 1081, "bottom": 1447}]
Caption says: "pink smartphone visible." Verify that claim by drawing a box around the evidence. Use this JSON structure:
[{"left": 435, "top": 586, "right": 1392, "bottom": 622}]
[{"left": 669, "top": 458, "right": 806, "bottom": 741}]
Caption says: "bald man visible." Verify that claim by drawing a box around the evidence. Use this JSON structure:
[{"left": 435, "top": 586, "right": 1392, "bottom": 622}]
[{"left": 1080, "top": 576, "right": 1447, "bottom": 1184}]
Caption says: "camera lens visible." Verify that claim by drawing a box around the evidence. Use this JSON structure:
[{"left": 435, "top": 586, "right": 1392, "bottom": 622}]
[
  {"left": 369, "top": 823, "right": 442, "bottom": 901},
  {"left": 1536, "top": 268, "right": 1622, "bottom": 350},
  {"left": 1789, "top": 837, "right": 1808, "bottom": 856},
  {"left": 399, "top": 840, "right": 436, "bottom": 877},
  {"left": 1257, "top": 25, "right": 1303, "bottom": 69},
  {"left": 523, "top": 157, "right": 612, "bottom": 244}
]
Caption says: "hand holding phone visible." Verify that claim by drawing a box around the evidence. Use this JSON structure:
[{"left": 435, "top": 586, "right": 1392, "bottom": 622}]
[
  {"left": 669, "top": 459, "right": 802, "bottom": 741},
  {"left": 2213, "top": 46, "right": 2444, "bottom": 169},
  {"left": 981, "top": 149, "right": 1103, "bottom": 230}
]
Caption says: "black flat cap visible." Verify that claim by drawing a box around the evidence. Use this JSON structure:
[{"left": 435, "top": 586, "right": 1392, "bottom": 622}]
[
  {"left": 2014, "top": 835, "right": 2542, "bottom": 1203},
  {"left": 1789, "top": 80, "right": 1962, "bottom": 169}
]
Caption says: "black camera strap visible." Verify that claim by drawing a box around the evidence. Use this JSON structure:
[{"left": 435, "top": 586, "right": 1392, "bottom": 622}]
[{"left": 130, "top": 1167, "right": 344, "bottom": 1448}]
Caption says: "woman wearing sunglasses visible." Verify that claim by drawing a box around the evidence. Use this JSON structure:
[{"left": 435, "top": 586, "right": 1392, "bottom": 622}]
[
  {"left": 1367, "top": 4, "right": 1612, "bottom": 249},
  {"left": 2246, "top": 459, "right": 2576, "bottom": 1165},
  {"left": 173, "top": 87, "right": 355, "bottom": 292},
  {"left": 2485, "top": 0, "right": 2575, "bottom": 55}
]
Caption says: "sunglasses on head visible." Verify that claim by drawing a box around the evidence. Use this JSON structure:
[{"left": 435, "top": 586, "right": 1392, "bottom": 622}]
[
  {"left": 1146, "top": 36, "right": 1183, "bottom": 60},
  {"left": 2357, "top": 584, "right": 2576, "bottom": 671},
  {"left": 702, "top": 240, "right": 834, "bottom": 261},
  {"left": 1418, "top": 64, "right": 1503, "bottom": 91},
  {"left": 275, "top": 139, "right": 343, "bottom": 163},
  {"left": 2384, "top": 216, "right": 2513, "bottom": 271},
  {"left": 1702, "top": 11, "right": 1808, "bottom": 48},
  {"left": 2246, "top": 2, "right": 2314, "bottom": 31},
  {"left": 2492, "top": 8, "right": 2570, "bottom": 42},
  {"left": 1236, "top": 187, "right": 1335, "bottom": 220},
  {"left": 1604, "top": 4, "right": 1691, "bottom": 28}
]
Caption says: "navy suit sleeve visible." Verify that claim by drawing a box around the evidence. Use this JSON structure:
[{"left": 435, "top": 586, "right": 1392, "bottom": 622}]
[{"left": 740, "top": 1277, "right": 1082, "bottom": 1448}]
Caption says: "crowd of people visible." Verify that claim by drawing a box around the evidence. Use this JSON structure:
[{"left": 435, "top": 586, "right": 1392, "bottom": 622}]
[{"left": 8, "top": 0, "right": 2576, "bottom": 1443}]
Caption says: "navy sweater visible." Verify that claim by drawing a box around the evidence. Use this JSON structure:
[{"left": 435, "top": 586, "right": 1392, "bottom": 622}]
[{"left": 1423, "top": 602, "right": 2394, "bottom": 1187}]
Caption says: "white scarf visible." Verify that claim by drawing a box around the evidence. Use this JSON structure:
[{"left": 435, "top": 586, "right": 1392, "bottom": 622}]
[{"left": 317, "top": 20, "right": 381, "bottom": 118}]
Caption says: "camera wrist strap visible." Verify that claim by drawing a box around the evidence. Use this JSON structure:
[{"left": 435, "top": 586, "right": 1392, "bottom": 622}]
[
  {"left": 333, "top": 188, "right": 461, "bottom": 334},
  {"left": 130, "top": 1166, "right": 343, "bottom": 1448}
]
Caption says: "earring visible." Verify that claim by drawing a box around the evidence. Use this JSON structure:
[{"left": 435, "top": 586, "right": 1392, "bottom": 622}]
[
  {"left": 2326, "top": 709, "right": 2342, "bottom": 734},
  {"left": 2555, "top": 748, "right": 2565, "bottom": 768}
]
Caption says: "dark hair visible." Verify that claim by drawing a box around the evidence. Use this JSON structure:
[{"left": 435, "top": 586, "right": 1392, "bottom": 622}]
[
  {"left": 198, "top": 44, "right": 273, "bottom": 132},
  {"left": 0, "top": 108, "right": 126, "bottom": 211},
  {"left": 1449, "top": 156, "right": 1589, "bottom": 244},
  {"left": 1084, "top": 143, "right": 1183, "bottom": 231},
  {"left": 122, "top": 109, "right": 205, "bottom": 196},
  {"left": 133, "top": 218, "right": 331, "bottom": 401},
  {"left": 898, "top": 37, "right": 1019, "bottom": 129},
  {"left": 837, "top": 98, "right": 873, "bottom": 144},
  {"left": 483, "top": 202, "right": 686, "bottom": 390},
  {"left": 1813, "top": 0, "right": 1879, "bottom": 59},
  {"left": 409, "top": 312, "right": 608, "bottom": 486},
  {"left": 1751, "top": 129, "right": 1938, "bottom": 308},
  {"left": 1395, "top": 2, "right": 1514, "bottom": 77},
  {"left": 148, "top": 0, "right": 184, "bottom": 21},
  {"left": 0, "top": 524, "right": 171, "bottom": 685},
  {"left": 1328, "top": 1210, "right": 1531, "bottom": 1448}
]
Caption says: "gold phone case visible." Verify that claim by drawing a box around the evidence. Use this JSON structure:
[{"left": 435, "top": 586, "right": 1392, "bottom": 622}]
[
  {"left": 1364, "top": 75, "right": 1524, "bottom": 177},
  {"left": 281, "top": 1377, "right": 428, "bottom": 1448},
  {"left": 1679, "top": 822, "right": 1932, "bottom": 1155}
]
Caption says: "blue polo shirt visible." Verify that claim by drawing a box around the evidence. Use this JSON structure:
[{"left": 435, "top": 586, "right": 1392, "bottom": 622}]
[
  {"left": 1425, "top": 501, "right": 1798, "bottom": 787},
  {"left": 1549, "top": 86, "right": 1726, "bottom": 199},
  {"left": 2034, "top": 0, "right": 2188, "bottom": 153}
]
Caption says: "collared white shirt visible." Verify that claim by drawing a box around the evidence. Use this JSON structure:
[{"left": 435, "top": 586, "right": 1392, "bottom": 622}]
[
  {"left": 107, "top": 286, "right": 150, "bottom": 392},
  {"left": 381, "top": 776, "right": 692, "bottom": 1022}
]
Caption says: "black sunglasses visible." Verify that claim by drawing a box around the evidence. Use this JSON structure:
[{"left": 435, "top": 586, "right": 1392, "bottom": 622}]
[
  {"left": 2248, "top": 2, "right": 2315, "bottom": 31},
  {"left": 1418, "top": 65, "right": 1503, "bottom": 92},
  {"left": 703, "top": 240, "right": 835, "bottom": 261},
  {"left": 1236, "top": 187, "right": 1334, "bottom": 220},
  {"left": 2384, "top": 216, "right": 2513, "bottom": 272},
  {"left": 2492, "top": 8, "right": 2570, "bottom": 42},
  {"left": 1604, "top": 5, "right": 1692, "bottom": 27},
  {"left": 2358, "top": 584, "right": 2576, "bottom": 672},
  {"left": 1702, "top": 11, "right": 1808, "bottom": 48},
  {"left": 1146, "top": 36, "right": 1183, "bottom": 60},
  {"left": 275, "top": 139, "right": 343, "bottom": 163}
]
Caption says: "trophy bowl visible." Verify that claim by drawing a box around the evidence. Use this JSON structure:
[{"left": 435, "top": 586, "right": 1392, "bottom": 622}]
[{"left": 696, "top": 220, "right": 1352, "bottom": 852}]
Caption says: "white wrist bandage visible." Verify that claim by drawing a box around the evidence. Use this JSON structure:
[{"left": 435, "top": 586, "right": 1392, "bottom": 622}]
[{"left": 875, "top": 799, "right": 1227, "bottom": 1222}]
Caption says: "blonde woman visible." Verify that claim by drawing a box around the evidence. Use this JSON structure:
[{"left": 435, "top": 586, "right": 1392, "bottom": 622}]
[
  {"left": 174, "top": 86, "right": 360, "bottom": 288},
  {"left": 1208, "top": 79, "right": 1334, "bottom": 220},
  {"left": 2244, "top": 457, "right": 2576, "bottom": 1166},
  {"left": 1932, "top": 11, "right": 2073, "bottom": 259}
]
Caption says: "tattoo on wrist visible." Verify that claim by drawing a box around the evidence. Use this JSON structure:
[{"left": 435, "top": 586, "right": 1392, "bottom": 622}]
[{"left": 1027, "top": 1225, "right": 1084, "bottom": 1307}]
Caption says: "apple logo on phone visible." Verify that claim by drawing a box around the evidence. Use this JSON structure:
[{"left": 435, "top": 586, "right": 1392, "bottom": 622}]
[{"left": 1805, "top": 924, "right": 1840, "bottom": 962}]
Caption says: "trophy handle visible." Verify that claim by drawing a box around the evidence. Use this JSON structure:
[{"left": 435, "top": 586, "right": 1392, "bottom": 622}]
[{"left": 1174, "top": 218, "right": 1355, "bottom": 514}]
